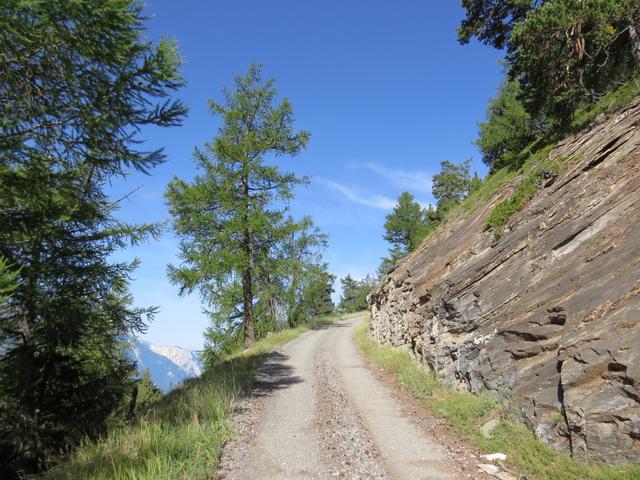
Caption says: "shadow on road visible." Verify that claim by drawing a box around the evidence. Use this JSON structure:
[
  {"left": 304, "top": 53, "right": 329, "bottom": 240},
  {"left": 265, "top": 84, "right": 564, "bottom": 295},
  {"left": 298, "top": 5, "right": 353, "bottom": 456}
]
[
  {"left": 253, "top": 352, "right": 303, "bottom": 396},
  {"left": 311, "top": 322, "right": 351, "bottom": 331}
]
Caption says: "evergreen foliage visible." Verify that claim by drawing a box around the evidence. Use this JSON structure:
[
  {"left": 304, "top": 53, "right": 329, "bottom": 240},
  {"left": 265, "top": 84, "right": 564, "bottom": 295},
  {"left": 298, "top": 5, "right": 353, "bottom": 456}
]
[
  {"left": 0, "top": 0, "right": 186, "bottom": 474},
  {"left": 476, "top": 81, "right": 538, "bottom": 170},
  {"left": 432, "top": 159, "right": 473, "bottom": 213},
  {"left": 129, "top": 370, "right": 164, "bottom": 419},
  {"left": 378, "top": 164, "right": 483, "bottom": 278},
  {"left": 383, "top": 192, "right": 430, "bottom": 253},
  {"left": 377, "top": 246, "right": 406, "bottom": 278},
  {"left": 511, "top": 0, "right": 640, "bottom": 124},
  {"left": 0, "top": 258, "right": 19, "bottom": 305},
  {"left": 166, "top": 65, "right": 328, "bottom": 357},
  {"left": 338, "top": 275, "right": 376, "bottom": 313},
  {"left": 458, "top": 0, "right": 532, "bottom": 49},
  {"left": 469, "top": 172, "right": 483, "bottom": 195},
  {"left": 460, "top": 0, "right": 640, "bottom": 127},
  {"left": 378, "top": 192, "right": 433, "bottom": 276}
]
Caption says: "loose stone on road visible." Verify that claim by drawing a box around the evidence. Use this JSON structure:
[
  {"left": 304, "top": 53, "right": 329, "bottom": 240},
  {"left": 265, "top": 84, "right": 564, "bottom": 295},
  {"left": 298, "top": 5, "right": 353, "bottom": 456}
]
[{"left": 219, "top": 316, "right": 487, "bottom": 479}]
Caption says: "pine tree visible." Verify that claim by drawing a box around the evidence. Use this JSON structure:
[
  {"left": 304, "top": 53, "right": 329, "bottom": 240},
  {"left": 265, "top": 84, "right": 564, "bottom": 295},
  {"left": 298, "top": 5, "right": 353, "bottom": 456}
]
[
  {"left": 459, "top": 1, "right": 640, "bottom": 124},
  {"left": 383, "top": 192, "right": 430, "bottom": 253},
  {"left": 338, "top": 275, "right": 376, "bottom": 313},
  {"left": 470, "top": 172, "right": 483, "bottom": 195},
  {"left": 476, "top": 81, "right": 536, "bottom": 170},
  {"left": 315, "top": 272, "right": 336, "bottom": 316},
  {"left": 0, "top": 0, "right": 186, "bottom": 473},
  {"left": 128, "top": 369, "right": 163, "bottom": 419},
  {"left": 166, "top": 65, "right": 311, "bottom": 350},
  {"left": 304, "top": 268, "right": 335, "bottom": 317},
  {"left": 378, "top": 245, "right": 405, "bottom": 278},
  {"left": 432, "top": 160, "right": 472, "bottom": 213},
  {"left": 0, "top": 258, "right": 18, "bottom": 306},
  {"left": 339, "top": 275, "right": 360, "bottom": 313}
]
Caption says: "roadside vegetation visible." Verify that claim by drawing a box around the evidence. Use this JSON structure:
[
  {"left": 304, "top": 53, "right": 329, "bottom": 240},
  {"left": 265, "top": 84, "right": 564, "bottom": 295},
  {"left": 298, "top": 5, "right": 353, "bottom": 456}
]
[
  {"left": 46, "top": 314, "right": 350, "bottom": 480},
  {"left": 355, "top": 322, "right": 640, "bottom": 480},
  {"left": 338, "top": 275, "right": 378, "bottom": 313},
  {"left": 2, "top": 0, "right": 640, "bottom": 477}
]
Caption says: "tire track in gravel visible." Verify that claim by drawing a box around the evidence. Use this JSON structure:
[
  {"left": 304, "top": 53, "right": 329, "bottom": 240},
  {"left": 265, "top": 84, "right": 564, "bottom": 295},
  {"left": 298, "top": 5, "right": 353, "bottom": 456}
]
[{"left": 314, "top": 344, "right": 391, "bottom": 479}]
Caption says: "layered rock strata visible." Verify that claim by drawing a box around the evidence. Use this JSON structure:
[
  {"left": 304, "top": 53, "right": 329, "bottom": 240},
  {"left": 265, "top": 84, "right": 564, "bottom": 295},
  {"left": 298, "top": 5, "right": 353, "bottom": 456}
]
[{"left": 369, "top": 99, "right": 640, "bottom": 464}]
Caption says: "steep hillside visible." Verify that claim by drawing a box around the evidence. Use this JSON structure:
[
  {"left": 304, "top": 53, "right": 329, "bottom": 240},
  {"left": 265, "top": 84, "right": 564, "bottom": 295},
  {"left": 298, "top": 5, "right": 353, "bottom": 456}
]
[
  {"left": 128, "top": 339, "right": 202, "bottom": 392},
  {"left": 369, "top": 98, "right": 640, "bottom": 464}
]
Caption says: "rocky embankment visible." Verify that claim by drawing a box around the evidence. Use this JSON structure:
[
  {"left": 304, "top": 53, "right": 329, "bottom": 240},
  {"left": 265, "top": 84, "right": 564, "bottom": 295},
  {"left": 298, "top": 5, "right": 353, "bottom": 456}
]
[{"left": 369, "top": 99, "right": 640, "bottom": 464}]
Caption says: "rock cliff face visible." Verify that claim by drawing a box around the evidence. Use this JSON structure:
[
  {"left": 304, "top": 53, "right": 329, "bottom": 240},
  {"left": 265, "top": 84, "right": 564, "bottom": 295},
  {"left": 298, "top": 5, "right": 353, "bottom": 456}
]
[{"left": 368, "top": 99, "right": 640, "bottom": 464}]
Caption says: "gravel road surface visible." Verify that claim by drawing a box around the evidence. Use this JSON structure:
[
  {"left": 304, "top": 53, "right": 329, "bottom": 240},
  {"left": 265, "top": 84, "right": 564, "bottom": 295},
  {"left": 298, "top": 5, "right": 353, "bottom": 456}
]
[{"left": 219, "top": 315, "right": 487, "bottom": 480}]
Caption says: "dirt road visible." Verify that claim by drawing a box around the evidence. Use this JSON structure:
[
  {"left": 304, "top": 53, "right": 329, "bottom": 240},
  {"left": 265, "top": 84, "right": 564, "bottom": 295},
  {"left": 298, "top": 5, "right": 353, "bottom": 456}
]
[{"left": 219, "top": 315, "right": 480, "bottom": 479}]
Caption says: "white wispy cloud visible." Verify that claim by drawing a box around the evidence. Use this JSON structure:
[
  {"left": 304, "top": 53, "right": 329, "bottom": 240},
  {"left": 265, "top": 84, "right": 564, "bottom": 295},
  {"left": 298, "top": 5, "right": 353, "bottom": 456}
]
[
  {"left": 318, "top": 179, "right": 396, "bottom": 210},
  {"left": 363, "top": 162, "right": 433, "bottom": 195}
]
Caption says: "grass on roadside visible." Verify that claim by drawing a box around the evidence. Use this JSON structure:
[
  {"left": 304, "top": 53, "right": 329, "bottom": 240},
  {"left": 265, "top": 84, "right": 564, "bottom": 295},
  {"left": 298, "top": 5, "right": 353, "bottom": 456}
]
[
  {"left": 45, "top": 314, "right": 351, "bottom": 480},
  {"left": 354, "top": 321, "right": 640, "bottom": 480}
]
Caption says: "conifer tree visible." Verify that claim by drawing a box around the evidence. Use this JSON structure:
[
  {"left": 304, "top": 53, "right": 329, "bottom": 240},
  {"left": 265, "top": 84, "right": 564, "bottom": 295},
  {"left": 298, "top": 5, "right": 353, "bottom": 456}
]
[
  {"left": 432, "top": 160, "right": 472, "bottom": 213},
  {"left": 459, "top": 1, "right": 640, "bottom": 124},
  {"left": 338, "top": 275, "right": 376, "bottom": 313},
  {"left": 166, "top": 65, "right": 311, "bottom": 349},
  {"left": 377, "top": 246, "right": 405, "bottom": 278},
  {"left": 0, "top": 258, "right": 18, "bottom": 306},
  {"left": 128, "top": 369, "right": 163, "bottom": 419},
  {"left": 0, "top": 0, "right": 186, "bottom": 472},
  {"left": 469, "top": 172, "right": 483, "bottom": 195},
  {"left": 383, "top": 192, "right": 430, "bottom": 253},
  {"left": 476, "top": 81, "right": 536, "bottom": 170}
]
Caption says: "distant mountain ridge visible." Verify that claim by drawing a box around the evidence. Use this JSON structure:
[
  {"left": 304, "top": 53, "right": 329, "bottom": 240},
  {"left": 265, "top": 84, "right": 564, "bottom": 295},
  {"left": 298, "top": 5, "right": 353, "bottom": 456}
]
[{"left": 128, "top": 338, "right": 202, "bottom": 392}]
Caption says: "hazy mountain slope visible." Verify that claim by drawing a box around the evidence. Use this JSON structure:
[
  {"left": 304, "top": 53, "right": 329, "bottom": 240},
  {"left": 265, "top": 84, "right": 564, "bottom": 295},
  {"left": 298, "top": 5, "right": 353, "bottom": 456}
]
[{"left": 128, "top": 338, "right": 202, "bottom": 392}]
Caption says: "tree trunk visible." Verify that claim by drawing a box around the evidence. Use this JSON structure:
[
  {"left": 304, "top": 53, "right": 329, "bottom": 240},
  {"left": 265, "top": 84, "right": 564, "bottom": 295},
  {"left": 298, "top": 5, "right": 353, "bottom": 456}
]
[
  {"left": 242, "top": 263, "right": 255, "bottom": 347},
  {"left": 241, "top": 172, "right": 255, "bottom": 348},
  {"left": 630, "top": 23, "right": 640, "bottom": 62}
]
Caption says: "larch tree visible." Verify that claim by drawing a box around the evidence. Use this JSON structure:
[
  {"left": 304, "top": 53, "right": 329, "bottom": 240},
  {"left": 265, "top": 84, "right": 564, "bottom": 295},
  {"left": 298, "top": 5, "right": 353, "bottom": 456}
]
[
  {"left": 166, "top": 65, "right": 311, "bottom": 350},
  {"left": 0, "top": 0, "right": 186, "bottom": 473}
]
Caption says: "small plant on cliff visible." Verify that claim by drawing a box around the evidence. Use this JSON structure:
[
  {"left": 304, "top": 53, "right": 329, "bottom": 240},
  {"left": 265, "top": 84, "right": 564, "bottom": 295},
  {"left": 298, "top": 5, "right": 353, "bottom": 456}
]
[
  {"left": 483, "top": 145, "right": 560, "bottom": 239},
  {"left": 483, "top": 173, "right": 540, "bottom": 238}
]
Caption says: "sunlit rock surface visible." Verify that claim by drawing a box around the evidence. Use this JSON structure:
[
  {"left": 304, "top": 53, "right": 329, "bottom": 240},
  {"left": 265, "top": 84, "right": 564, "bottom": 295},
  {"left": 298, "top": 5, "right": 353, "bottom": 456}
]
[{"left": 369, "top": 99, "right": 640, "bottom": 464}]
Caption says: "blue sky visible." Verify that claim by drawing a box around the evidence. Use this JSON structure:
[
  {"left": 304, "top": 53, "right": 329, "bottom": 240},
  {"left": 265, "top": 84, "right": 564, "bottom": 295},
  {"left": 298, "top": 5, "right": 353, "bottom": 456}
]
[{"left": 110, "top": 1, "right": 504, "bottom": 351}]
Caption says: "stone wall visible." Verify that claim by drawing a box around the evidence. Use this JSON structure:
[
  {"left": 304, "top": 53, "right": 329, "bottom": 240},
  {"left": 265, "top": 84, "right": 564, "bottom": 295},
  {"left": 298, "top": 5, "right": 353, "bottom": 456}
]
[{"left": 368, "top": 99, "right": 640, "bottom": 464}]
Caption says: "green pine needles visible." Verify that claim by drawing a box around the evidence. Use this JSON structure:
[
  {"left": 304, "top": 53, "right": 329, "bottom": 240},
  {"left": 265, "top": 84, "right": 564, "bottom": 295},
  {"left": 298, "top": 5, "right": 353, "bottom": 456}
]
[
  {"left": 0, "top": 0, "right": 187, "bottom": 474},
  {"left": 166, "top": 65, "right": 333, "bottom": 360}
]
